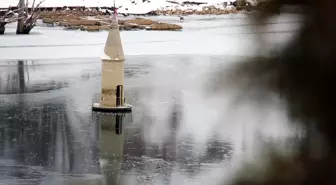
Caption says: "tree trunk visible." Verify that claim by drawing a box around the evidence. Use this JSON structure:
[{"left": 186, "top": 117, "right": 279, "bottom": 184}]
[
  {"left": 22, "top": 24, "right": 35, "bottom": 34},
  {"left": 0, "top": 23, "right": 5, "bottom": 35},
  {"left": 16, "top": 0, "right": 25, "bottom": 34}
]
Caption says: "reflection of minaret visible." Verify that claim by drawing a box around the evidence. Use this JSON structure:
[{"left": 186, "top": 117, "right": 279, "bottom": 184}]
[
  {"left": 99, "top": 113, "right": 126, "bottom": 185},
  {"left": 0, "top": 61, "right": 68, "bottom": 95},
  {"left": 164, "top": 101, "right": 180, "bottom": 162}
]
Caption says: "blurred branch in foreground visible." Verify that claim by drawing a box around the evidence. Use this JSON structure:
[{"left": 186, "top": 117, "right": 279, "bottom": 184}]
[{"left": 213, "top": 0, "right": 336, "bottom": 185}]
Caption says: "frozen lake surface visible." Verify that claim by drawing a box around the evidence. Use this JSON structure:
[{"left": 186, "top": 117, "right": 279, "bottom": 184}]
[
  {"left": 0, "top": 14, "right": 301, "bottom": 60},
  {"left": 0, "top": 14, "right": 302, "bottom": 185}
]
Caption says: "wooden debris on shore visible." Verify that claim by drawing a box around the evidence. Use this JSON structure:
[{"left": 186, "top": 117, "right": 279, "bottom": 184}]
[
  {"left": 154, "top": 6, "right": 239, "bottom": 16},
  {"left": 121, "top": 18, "right": 181, "bottom": 31},
  {"left": 42, "top": 14, "right": 79, "bottom": 25},
  {"left": 59, "top": 20, "right": 103, "bottom": 27},
  {"left": 40, "top": 10, "right": 105, "bottom": 23},
  {"left": 38, "top": 11, "right": 182, "bottom": 31},
  {"left": 78, "top": 18, "right": 182, "bottom": 31}
]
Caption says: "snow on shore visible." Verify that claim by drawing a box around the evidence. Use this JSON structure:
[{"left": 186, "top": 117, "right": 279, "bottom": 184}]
[{"left": 0, "top": 0, "right": 237, "bottom": 14}]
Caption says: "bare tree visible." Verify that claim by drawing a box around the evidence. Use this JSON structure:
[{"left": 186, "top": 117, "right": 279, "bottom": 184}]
[
  {"left": 0, "top": 6, "right": 26, "bottom": 34},
  {"left": 16, "top": 0, "right": 45, "bottom": 34}
]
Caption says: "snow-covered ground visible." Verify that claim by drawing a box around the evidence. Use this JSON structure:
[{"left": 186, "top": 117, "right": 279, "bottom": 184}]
[
  {"left": 0, "top": 0, "right": 236, "bottom": 8},
  {"left": 0, "top": 0, "right": 238, "bottom": 14},
  {"left": 0, "top": 14, "right": 301, "bottom": 60}
]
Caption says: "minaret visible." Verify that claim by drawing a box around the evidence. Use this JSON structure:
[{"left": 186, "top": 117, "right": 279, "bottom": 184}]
[{"left": 92, "top": 4, "right": 132, "bottom": 112}]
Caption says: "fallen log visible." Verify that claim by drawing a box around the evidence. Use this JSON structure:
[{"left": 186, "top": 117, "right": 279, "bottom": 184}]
[
  {"left": 59, "top": 20, "right": 101, "bottom": 27},
  {"left": 64, "top": 25, "right": 81, "bottom": 30},
  {"left": 48, "top": 15, "right": 79, "bottom": 22},
  {"left": 125, "top": 18, "right": 157, "bottom": 25},
  {"left": 148, "top": 22, "right": 182, "bottom": 31},
  {"left": 80, "top": 25, "right": 111, "bottom": 32},
  {"left": 119, "top": 23, "right": 146, "bottom": 31},
  {"left": 42, "top": 18, "right": 54, "bottom": 24}
]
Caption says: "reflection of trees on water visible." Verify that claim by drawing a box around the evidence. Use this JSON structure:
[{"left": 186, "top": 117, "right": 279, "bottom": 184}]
[
  {"left": 0, "top": 100, "right": 100, "bottom": 181},
  {"left": 0, "top": 61, "right": 67, "bottom": 94},
  {"left": 0, "top": 92, "right": 233, "bottom": 185},
  {"left": 124, "top": 64, "right": 150, "bottom": 78},
  {"left": 121, "top": 104, "right": 233, "bottom": 182},
  {"left": 0, "top": 61, "right": 26, "bottom": 94},
  {"left": 124, "top": 111, "right": 232, "bottom": 163}
]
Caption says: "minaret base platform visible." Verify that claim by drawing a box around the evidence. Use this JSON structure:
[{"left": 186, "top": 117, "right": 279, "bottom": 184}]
[{"left": 92, "top": 102, "right": 132, "bottom": 113}]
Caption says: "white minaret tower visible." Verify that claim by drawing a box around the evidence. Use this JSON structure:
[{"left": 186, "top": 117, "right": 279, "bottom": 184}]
[{"left": 92, "top": 3, "right": 132, "bottom": 112}]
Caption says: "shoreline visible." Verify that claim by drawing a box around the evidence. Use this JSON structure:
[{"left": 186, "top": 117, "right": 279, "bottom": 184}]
[
  {"left": 1, "top": 1, "right": 260, "bottom": 33},
  {"left": 37, "top": 6, "right": 249, "bottom": 32}
]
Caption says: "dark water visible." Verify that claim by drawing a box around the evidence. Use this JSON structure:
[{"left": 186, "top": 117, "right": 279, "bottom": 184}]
[{"left": 0, "top": 56, "right": 234, "bottom": 185}]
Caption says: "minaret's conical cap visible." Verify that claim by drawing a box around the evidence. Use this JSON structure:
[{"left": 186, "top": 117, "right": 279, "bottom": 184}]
[{"left": 103, "top": 21, "right": 124, "bottom": 61}]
